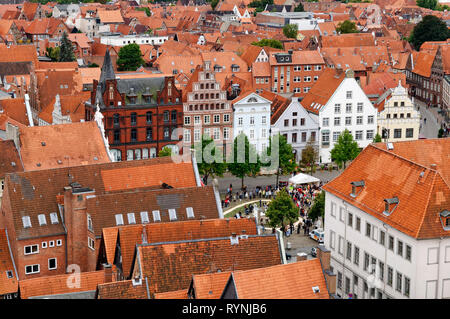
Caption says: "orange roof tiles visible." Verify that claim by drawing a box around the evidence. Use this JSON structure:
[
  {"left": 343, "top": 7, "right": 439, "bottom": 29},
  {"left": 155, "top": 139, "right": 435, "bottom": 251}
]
[
  {"left": 135, "top": 235, "right": 282, "bottom": 297},
  {"left": 38, "top": 92, "right": 90, "bottom": 124},
  {"left": 0, "top": 229, "right": 18, "bottom": 296},
  {"left": 230, "top": 259, "right": 330, "bottom": 299},
  {"left": 97, "top": 9, "right": 124, "bottom": 24},
  {"left": 19, "top": 270, "right": 109, "bottom": 299},
  {"left": 412, "top": 50, "right": 436, "bottom": 78},
  {"left": 301, "top": 68, "right": 346, "bottom": 115},
  {"left": 321, "top": 33, "right": 375, "bottom": 47},
  {"left": 0, "top": 98, "right": 30, "bottom": 126},
  {"left": 323, "top": 141, "right": 450, "bottom": 239},
  {"left": 102, "top": 218, "right": 258, "bottom": 277},
  {"left": 97, "top": 279, "right": 149, "bottom": 299},
  {"left": 191, "top": 271, "right": 231, "bottom": 299},
  {"left": 100, "top": 161, "right": 196, "bottom": 192},
  {"left": 154, "top": 289, "right": 188, "bottom": 299},
  {"left": 18, "top": 121, "right": 111, "bottom": 171},
  {"left": 0, "top": 140, "right": 23, "bottom": 178},
  {"left": 0, "top": 44, "right": 38, "bottom": 67}
]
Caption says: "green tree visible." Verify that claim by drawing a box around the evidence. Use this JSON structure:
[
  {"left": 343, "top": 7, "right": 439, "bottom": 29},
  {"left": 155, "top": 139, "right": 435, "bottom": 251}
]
[
  {"left": 211, "top": 0, "right": 219, "bottom": 10},
  {"left": 227, "top": 133, "right": 261, "bottom": 190},
  {"left": 265, "top": 134, "right": 296, "bottom": 186},
  {"left": 408, "top": 15, "right": 450, "bottom": 50},
  {"left": 251, "top": 39, "right": 283, "bottom": 49},
  {"left": 58, "top": 32, "right": 75, "bottom": 62},
  {"left": 136, "top": 7, "right": 151, "bottom": 17},
  {"left": 330, "top": 129, "right": 360, "bottom": 169},
  {"left": 300, "top": 137, "right": 319, "bottom": 175},
  {"left": 193, "top": 135, "right": 227, "bottom": 185},
  {"left": 373, "top": 133, "right": 382, "bottom": 143},
  {"left": 265, "top": 188, "right": 298, "bottom": 231},
  {"left": 308, "top": 190, "right": 325, "bottom": 222},
  {"left": 336, "top": 20, "right": 358, "bottom": 34},
  {"left": 248, "top": 0, "right": 273, "bottom": 11},
  {"left": 117, "top": 43, "right": 145, "bottom": 71},
  {"left": 45, "top": 47, "right": 60, "bottom": 61},
  {"left": 416, "top": 0, "right": 437, "bottom": 9},
  {"left": 283, "top": 23, "right": 298, "bottom": 39},
  {"left": 438, "top": 128, "right": 444, "bottom": 138},
  {"left": 88, "top": 62, "right": 99, "bottom": 68},
  {"left": 294, "top": 3, "right": 304, "bottom": 11},
  {"left": 158, "top": 146, "right": 172, "bottom": 157}
]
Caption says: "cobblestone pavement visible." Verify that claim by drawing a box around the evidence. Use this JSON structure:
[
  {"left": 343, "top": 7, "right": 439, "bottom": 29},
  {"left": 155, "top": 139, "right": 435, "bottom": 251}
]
[{"left": 415, "top": 100, "right": 448, "bottom": 138}]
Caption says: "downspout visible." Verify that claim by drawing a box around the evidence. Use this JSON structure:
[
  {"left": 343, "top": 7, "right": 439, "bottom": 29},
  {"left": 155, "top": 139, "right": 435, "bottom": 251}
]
[
  {"left": 145, "top": 277, "right": 151, "bottom": 299},
  {"left": 213, "top": 182, "right": 224, "bottom": 219},
  {"left": 276, "top": 229, "right": 287, "bottom": 264},
  {"left": 191, "top": 149, "right": 202, "bottom": 187}
]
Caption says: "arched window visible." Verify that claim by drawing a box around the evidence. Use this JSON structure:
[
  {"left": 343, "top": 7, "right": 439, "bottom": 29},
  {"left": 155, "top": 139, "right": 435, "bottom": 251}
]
[
  {"left": 113, "top": 113, "right": 120, "bottom": 126},
  {"left": 109, "top": 85, "right": 114, "bottom": 100},
  {"left": 146, "top": 111, "right": 152, "bottom": 123},
  {"left": 171, "top": 110, "right": 177, "bottom": 123},
  {"left": 163, "top": 127, "right": 170, "bottom": 139},
  {"left": 163, "top": 111, "right": 169, "bottom": 122},
  {"left": 130, "top": 112, "right": 137, "bottom": 126}
]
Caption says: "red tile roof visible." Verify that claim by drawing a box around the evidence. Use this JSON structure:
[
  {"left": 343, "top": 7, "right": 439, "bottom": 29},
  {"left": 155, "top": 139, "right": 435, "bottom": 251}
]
[
  {"left": 96, "top": 279, "right": 148, "bottom": 299},
  {"left": 18, "top": 121, "right": 111, "bottom": 171},
  {"left": 0, "top": 98, "right": 30, "bottom": 126},
  {"left": 0, "top": 140, "right": 23, "bottom": 178},
  {"left": 321, "top": 33, "right": 375, "bottom": 47},
  {"left": 301, "top": 68, "right": 346, "bottom": 115},
  {"left": 154, "top": 289, "right": 188, "bottom": 299},
  {"left": 0, "top": 229, "right": 18, "bottom": 296},
  {"left": 102, "top": 218, "right": 257, "bottom": 278},
  {"left": 191, "top": 271, "right": 231, "bottom": 299},
  {"left": 230, "top": 259, "right": 330, "bottom": 299},
  {"left": 19, "top": 270, "right": 109, "bottom": 299},
  {"left": 412, "top": 50, "right": 436, "bottom": 78},
  {"left": 322, "top": 140, "right": 450, "bottom": 239},
  {"left": 133, "top": 235, "right": 282, "bottom": 297}
]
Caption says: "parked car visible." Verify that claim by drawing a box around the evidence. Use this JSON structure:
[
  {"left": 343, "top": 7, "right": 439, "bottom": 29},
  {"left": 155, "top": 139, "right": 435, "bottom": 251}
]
[{"left": 309, "top": 228, "right": 324, "bottom": 244}]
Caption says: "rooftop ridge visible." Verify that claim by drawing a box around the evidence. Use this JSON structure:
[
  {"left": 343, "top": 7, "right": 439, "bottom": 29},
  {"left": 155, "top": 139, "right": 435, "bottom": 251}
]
[{"left": 137, "top": 233, "right": 276, "bottom": 248}]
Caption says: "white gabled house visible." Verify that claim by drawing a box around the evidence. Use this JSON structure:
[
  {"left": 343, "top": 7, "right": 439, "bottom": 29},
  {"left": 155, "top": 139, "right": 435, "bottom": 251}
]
[
  {"left": 232, "top": 92, "right": 272, "bottom": 154},
  {"left": 302, "top": 68, "right": 378, "bottom": 163},
  {"left": 270, "top": 97, "right": 319, "bottom": 162}
]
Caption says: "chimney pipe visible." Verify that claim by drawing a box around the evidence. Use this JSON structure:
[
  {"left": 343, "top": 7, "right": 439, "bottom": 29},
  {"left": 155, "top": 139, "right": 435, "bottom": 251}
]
[{"left": 102, "top": 263, "right": 113, "bottom": 283}]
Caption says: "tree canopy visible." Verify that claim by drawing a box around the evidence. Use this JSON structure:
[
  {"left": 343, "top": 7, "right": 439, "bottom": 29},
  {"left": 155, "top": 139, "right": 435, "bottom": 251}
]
[
  {"left": 416, "top": 0, "right": 437, "bottom": 9},
  {"left": 117, "top": 43, "right": 145, "bottom": 71},
  {"left": 193, "top": 135, "right": 227, "bottom": 185},
  {"left": 251, "top": 39, "right": 283, "bottom": 49},
  {"left": 330, "top": 129, "right": 360, "bottom": 168},
  {"left": 248, "top": 0, "right": 273, "bottom": 12},
  {"left": 265, "top": 188, "right": 298, "bottom": 230},
  {"left": 265, "top": 134, "right": 296, "bottom": 186},
  {"left": 283, "top": 24, "right": 298, "bottom": 39},
  {"left": 210, "top": 0, "right": 219, "bottom": 10},
  {"left": 308, "top": 191, "right": 325, "bottom": 222},
  {"left": 58, "top": 32, "right": 76, "bottom": 62},
  {"left": 301, "top": 136, "right": 319, "bottom": 174},
  {"left": 408, "top": 15, "right": 450, "bottom": 50},
  {"left": 373, "top": 133, "right": 382, "bottom": 143},
  {"left": 136, "top": 7, "right": 151, "bottom": 17},
  {"left": 158, "top": 147, "right": 172, "bottom": 157},
  {"left": 336, "top": 20, "right": 358, "bottom": 34},
  {"left": 227, "top": 133, "right": 261, "bottom": 190},
  {"left": 294, "top": 3, "right": 304, "bottom": 11}
]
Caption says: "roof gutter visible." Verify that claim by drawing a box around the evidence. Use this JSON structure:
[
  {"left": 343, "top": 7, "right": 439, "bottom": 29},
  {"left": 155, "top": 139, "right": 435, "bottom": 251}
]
[{"left": 5, "top": 229, "right": 19, "bottom": 281}]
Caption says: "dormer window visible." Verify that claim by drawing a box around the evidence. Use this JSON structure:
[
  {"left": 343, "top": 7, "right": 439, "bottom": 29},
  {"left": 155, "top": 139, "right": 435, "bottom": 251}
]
[
  {"left": 383, "top": 197, "right": 399, "bottom": 216},
  {"left": 38, "top": 214, "right": 47, "bottom": 226},
  {"left": 440, "top": 210, "right": 450, "bottom": 231},
  {"left": 350, "top": 181, "right": 365, "bottom": 197}
]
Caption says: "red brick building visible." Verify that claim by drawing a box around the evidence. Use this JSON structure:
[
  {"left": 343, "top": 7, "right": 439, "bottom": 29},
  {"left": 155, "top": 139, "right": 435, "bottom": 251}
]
[{"left": 86, "top": 50, "right": 184, "bottom": 161}]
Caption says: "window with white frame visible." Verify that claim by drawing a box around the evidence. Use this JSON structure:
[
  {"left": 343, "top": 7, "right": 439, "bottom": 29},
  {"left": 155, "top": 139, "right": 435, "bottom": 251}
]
[
  {"left": 238, "top": 117, "right": 243, "bottom": 126},
  {"left": 333, "top": 131, "right": 340, "bottom": 142},
  {"left": 204, "top": 115, "right": 210, "bottom": 124},
  {"left": 22, "top": 216, "right": 32, "bottom": 228},
  {"left": 213, "top": 114, "right": 220, "bottom": 123},
  {"left": 346, "top": 103, "right": 352, "bottom": 113},
  {"left": 50, "top": 212, "right": 59, "bottom": 224},
  {"left": 48, "top": 258, "right": 57, "bottom": 270},
  {"left": 194, "top": 115, "right": 201, "bottom": 125},
  {"left": 168, "top": 209, "right": 177, "bottom": 221},
  {"left": 368, "top": 115, "right": 374, "bottom": 124},
  {"left": 56, "top": 239, "right": 62, "bottom": 246},
  {"left": 186, "top": 207, "right": 194, "bottom": 219},
  {"left": 49, "top": 240, "right": 55, "bottom": 248},
  {"left": 152, "top": 210, "right": 161, "bottom": 222},
  {"left": 357, "top": 103, "right": 363, "bottom": 113},
  {"left": 223, "top": 114, "right": 230, "bottom": 122},
  {"left": 334, "top": 117, "right": 341, "bottom": 126},
  {"left": 223, "top": 127, "right": 230, "bottom": 140},
  {"left": 213, "top": 128, "right": 220, "bottom": 140},
  {"left": 330, "top": 230, "right": 336, "bottom": 249},
  {"left": 115, "top": 214, "right": 124, "bottom": 226},
  {"left": 127, "top": 213, "right": 136, "bottom": 224},
  {"left": 42, "top": 241, "right": 47, "bottom": 249},
  {"left": 346, "top": 91, "right": 352, "bottom": 99},
  {"left": 37, "top": 214, "right": 47, "bottom": 226},
  {"left": 24, "top": 245, "right": 39, "bottom": 255},
  {"left": 304, "top": 76, "right": 311, "bottom": 82},
  {"left": 323, "top": 118, "right": 329, "bottom": 127},
  {"left": 140, "top": 211, "right": 149, "bottom": 223},
  {"left": 184, "top": 129, "right": 191, "bottom": 143},
  {"left": 338, "top": 236, "right": 344, "bottom": 255},
  {"left": 87, "top": 214, "right": 93, "bottom": 232},
  {"left": 355, "top": 131, "right": 363, "bottom": 140},
  {"left": 331, "top": 202, "right": 336, "bottom": 217},
  {"left": 184, "top": 116, "right": 191, "bottom": 125},
  {"left": 356, "top": 116, "right": 363, "bottom": 125},
  {"left": 88, "top": 237, "right": 95, "bottom": 250},
  {"left": 25, "top": 264, "right": 39, "bottom": 275}
]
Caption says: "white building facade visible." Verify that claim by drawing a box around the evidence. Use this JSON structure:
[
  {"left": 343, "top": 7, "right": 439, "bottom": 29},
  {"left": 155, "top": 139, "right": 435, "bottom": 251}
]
[
  {"left": 324, "top": 191, "right": 450, "bottom": 299},
  {"left": 317, "top": 71, "right": 377, "bottom": 163},
  {"left": 100, "top": 34, "right": 169, "bottom": 47},
  {"left": 233, "top": 92, "right": 271, "bottom": 154},
  {"left": 271, "top": 99, "right": 319, "bottom": 161},
  {"left": 377, "top": 82, "right": 421, "bottom": 142}
]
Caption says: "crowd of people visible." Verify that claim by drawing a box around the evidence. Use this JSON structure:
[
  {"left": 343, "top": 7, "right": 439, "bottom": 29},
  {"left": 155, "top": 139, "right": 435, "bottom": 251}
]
[{"left": 222, "top": 181, "right": 324, "bottom": 238}]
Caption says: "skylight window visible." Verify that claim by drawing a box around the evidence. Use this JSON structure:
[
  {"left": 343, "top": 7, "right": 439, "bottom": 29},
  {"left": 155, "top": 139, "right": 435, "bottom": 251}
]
[
  {"left": 140, "top": 211, "right": 149, "bottom": 224},
  {"left": 38, "top": 214, "right": 47, "bottom": 226},
  {"left": 127, "top": 213, "right": 136, "bottom": 225},
  {"left": 22, "top": 216, "right": 31, "bottom": 228},
  {"left": 168, "top": 209, "right": 177, "bottom": 221},
  {"left": 50, "top": 212, "right": 59, "bottom": 224},
  {"left": 152, "top": 210, "right": 161, "bottom": 222},
  {"left": 115, "top": 214, "right": 124, "bottom": 226},
  {"left": 186, "top": 207, "right": 194, "bottom": 219}
]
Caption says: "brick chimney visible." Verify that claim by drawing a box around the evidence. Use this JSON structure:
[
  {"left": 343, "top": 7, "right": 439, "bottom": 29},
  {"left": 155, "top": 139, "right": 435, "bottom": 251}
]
[
  {"left": 317, "top": 245, "right": 336, "bottom": 296},
  {"left": 102, "top": 263, "right": 113, "bottom": 283}
]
